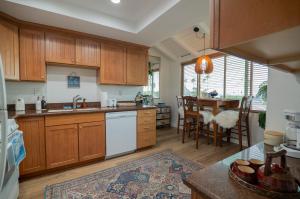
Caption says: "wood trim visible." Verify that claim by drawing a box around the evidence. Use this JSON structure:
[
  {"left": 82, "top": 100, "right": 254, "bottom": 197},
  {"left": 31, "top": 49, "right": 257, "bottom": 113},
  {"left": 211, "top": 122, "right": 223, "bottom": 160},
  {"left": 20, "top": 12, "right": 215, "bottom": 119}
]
[{"left": 210, "top": 0, "right": 220, "bottom": 49}]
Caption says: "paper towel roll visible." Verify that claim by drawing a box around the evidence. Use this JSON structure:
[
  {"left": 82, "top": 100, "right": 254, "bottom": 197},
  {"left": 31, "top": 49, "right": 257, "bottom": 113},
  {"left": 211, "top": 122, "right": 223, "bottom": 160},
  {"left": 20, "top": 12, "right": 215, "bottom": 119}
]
[{"left": 100, "top": 92, "right": 108, "bottom": 107}]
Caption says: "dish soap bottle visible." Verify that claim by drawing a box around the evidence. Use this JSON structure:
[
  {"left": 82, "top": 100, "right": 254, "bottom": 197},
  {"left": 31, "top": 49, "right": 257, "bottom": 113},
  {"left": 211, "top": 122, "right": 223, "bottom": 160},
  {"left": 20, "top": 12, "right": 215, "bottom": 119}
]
[
  {"left": 35, "top": 96, "right": 42, "bottom": 111},
  {"left": 41, "top": 96, "right": 47, "bottom": 109}
]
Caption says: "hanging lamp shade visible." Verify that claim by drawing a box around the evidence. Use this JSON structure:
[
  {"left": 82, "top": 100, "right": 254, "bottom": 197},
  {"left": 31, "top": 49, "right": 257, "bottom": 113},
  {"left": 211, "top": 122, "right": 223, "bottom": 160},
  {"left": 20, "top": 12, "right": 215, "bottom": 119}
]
[{"left": 195, "top": 55, "right": 213, "bottom": 74}]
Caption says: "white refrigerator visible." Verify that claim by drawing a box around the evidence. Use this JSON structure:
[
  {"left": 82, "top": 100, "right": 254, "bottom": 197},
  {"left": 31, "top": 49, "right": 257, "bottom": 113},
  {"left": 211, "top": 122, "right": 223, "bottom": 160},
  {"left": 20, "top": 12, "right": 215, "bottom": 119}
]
[{"left": 0, "top": 55, "right": 25, "bottom": 199}]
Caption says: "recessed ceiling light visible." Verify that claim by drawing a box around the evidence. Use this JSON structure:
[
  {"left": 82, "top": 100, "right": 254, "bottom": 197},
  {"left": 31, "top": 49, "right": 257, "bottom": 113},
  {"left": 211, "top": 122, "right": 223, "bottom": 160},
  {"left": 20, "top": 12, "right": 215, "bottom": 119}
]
[{"left": 111, "top": 0, "right": 121, "bottom": 4}]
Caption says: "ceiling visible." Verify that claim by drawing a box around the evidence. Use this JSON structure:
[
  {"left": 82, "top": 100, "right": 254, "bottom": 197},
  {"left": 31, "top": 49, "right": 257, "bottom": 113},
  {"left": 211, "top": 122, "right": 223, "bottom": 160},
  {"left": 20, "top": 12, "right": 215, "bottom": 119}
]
[{"left": 0, "top": 0, "right": 210, "bottom": 50}]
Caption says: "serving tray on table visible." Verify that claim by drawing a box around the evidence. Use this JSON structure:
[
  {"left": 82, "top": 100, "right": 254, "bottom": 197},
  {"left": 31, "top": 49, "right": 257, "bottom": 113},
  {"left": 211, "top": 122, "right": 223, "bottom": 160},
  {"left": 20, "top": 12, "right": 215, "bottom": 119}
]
[{"left": 228, "top": 163, "right": 300, "bottom": 199}]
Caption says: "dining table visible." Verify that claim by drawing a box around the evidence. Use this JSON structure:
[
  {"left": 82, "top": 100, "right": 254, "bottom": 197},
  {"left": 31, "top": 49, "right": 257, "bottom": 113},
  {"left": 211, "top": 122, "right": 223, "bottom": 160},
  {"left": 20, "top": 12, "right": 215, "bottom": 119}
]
[{"left": 198, "top": 98, "right": 240, "bottom": 146}]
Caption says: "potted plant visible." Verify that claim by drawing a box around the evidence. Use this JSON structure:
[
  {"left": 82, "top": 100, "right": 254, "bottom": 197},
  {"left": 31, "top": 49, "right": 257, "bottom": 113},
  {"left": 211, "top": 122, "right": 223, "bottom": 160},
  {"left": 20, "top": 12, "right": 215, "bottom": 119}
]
[{"left": 256, "top": 81, "right": 267, "bottom": 129}]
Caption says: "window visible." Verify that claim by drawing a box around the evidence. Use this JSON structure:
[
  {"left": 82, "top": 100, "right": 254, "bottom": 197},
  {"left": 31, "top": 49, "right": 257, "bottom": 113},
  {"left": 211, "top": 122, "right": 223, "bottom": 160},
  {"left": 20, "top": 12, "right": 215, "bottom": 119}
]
[
  {"left": 181, "top": 55, "right": 268, "bottom": 111},
  {"left": 182, "top": 63, "right": 198, "bottom": 96},
  {"left": 251, "top": 62, "right": 268, "bottom": 111},
  {"left": 200, "top": 56, "right": 225, "bottom": 98},
  {"left": 143, "top": 56, "right": 160, "bottom": 98},
  {"left": 225, "top": 56, "right": 247, "bottom": 100},
  {"left": 143, "top": 71, "right": 160, "bottom": 98}
]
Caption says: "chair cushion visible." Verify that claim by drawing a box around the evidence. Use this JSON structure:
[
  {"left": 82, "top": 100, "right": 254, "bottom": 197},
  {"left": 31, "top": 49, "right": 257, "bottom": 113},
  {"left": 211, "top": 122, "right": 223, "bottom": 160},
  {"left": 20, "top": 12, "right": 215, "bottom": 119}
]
[
  {"left": 214, "top": 110, "right": 239, "bottom": 129},
  {"left": 178, "top": 106, "right": 184, "bottom": 117},
  {"left": 199, "top": 111, "right": 213, "bottom": 124}
]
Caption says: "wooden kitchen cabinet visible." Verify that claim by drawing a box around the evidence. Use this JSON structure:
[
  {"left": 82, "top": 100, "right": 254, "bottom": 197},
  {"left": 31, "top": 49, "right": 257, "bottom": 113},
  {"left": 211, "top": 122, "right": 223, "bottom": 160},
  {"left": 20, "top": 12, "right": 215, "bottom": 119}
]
[
  {"left": 0, "top": 18, "right": 19, "bottom": 80},
  {"left": 45, "top": 32, "right": 76, "bottom": 65},
  {"left": 137, "top": 109, "right": 157, "bottom": 149},
  {"left": 19, "top": 28, "right": 46, "bottom": 81},
  {"left": 98, "top": 43, "right": 126, "bottom": 84},
  {"left": 76, "top": 38, "right": 100, "bottom": 67},
  {"left": 79, "top": 121, "right": 105, "bottom": 161},
  {"left": 210, "top": 0, "right": 300, "bottom": 73},
  {"left": 18, "top": 117, "right": 45, "bottom": 175},
  {"left": 45, "top": 124, "right": 79, "bottom": 169},
  {"left": 126, "top": 47, "right": 148, "bottom": 85}
]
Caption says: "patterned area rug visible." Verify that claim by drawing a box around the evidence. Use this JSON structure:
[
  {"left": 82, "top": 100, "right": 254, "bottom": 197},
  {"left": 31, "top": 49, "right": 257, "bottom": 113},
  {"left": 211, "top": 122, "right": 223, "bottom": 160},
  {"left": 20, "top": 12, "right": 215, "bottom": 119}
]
[{"left": 45, "top": 150, "right": 203, "bottom": 199}]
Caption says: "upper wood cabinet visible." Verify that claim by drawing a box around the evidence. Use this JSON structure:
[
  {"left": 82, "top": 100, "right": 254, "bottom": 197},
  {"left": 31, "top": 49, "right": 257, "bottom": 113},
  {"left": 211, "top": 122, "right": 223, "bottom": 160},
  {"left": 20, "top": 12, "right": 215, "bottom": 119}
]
[
  {"left": 99, "top": 43, "right": 126, "bottom": 84},
  {"left": 0, "top": 19, "right": 19, "bottom": 80},
  {"left": 45, "top": 32, "right": 76, "bottom": 65},
  {"left": 78, "top": 121, "right": 105, "bottom": 161},
  {"left": 76, "top": 38, "right": 100, "bottom": 67},
  {"left": 126, "top": 48, "right": 148, "bottom": 85},
  {"left": 45, "top": 124, "right": 79, "bottom": 169},
  {"left": 19, "top": 28, "right": 46, "bottom": 81},
  {"left": 210, "top": 0, "right": 300, "bottom": 73},
  {"left": 18, "top": 117, "right": 45, "bottom": 175}
]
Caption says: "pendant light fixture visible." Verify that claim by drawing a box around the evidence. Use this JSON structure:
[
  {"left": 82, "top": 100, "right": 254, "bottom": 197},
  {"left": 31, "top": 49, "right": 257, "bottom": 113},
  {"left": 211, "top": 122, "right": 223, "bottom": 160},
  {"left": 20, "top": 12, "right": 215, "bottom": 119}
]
[{"left": 195, "top": 33, "right": 213, "bottom": 74}]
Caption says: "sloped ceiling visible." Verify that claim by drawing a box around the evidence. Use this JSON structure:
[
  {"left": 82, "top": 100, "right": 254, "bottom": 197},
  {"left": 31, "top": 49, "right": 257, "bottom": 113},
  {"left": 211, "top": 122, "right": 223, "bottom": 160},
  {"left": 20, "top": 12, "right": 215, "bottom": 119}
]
[{"left": 0, "top": 0, "right": 210, "bottom": 48}]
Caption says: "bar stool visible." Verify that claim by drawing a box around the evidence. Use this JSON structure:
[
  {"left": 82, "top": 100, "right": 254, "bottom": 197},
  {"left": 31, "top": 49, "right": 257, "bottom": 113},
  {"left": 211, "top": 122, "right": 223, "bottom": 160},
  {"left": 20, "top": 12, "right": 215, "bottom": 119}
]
[{"left": 214, "top": 96, "right": 253, "bottom": 151}]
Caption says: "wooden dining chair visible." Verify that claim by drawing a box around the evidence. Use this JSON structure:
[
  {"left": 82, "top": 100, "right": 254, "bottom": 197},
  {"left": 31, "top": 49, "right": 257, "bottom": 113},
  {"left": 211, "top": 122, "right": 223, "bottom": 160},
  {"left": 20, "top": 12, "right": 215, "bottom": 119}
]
[
  {"left": 182, "top": 96, "right": 200, "bottom": 144},
  {"left": 176, "top": 96, "right": 184, "bottom": 134},
  {"left": 214, "top": 96, "right": 253, "bottom": 151}
]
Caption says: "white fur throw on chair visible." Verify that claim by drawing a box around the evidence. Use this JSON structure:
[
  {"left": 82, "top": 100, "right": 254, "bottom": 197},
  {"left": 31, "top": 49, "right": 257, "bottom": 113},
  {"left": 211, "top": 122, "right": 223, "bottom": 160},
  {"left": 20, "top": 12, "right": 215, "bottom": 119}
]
[
  {"left": 199, "top": 111, "right": 214, "bottom": 124},
  {"left": 214, "top": 110, "right": 239, "bottom": 129},
  {"left": 178, "top": 106, "right": 184, "bottom": 117}
]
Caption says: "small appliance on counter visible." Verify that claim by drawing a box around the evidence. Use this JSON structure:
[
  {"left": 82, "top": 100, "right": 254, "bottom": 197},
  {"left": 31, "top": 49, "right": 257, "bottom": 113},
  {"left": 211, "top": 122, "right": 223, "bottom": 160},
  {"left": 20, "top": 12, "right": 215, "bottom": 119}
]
[
  {"left": 108, "top": 99, "right": 117, "bottom": 107},
  {"left": 135, "top": 92, "right": 143, "bottom": 106},
  {"left": 274, "top": 110, "right": 300, "bottom": 158},
  {"left": 15, "top": 98, "right": 25, "bottom": 111}
]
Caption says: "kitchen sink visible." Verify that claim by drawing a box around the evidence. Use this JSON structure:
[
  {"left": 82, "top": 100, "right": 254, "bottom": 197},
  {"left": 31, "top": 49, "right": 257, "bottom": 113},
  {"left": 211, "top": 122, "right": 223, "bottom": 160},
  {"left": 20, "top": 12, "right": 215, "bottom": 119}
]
[
  {"left": 47, "top": 108, "right": 100, "bottom": 113},
  {"left": 75, "top": 108, "right": 100, "bottom": 111},
  {"left": 47, "top": 109, "right": 73, "bottom": 113}
]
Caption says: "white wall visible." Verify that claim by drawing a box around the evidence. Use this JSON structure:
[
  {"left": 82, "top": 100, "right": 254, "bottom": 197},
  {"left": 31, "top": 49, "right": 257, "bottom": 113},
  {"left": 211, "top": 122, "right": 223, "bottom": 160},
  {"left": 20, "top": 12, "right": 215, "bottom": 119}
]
[
  {"left": 266, "top": 68, "right": 300, "bottom": 132},
  {"left": 6, "top": 65, "right": 142, "bottom": 104},
  {"left": 149, "top": 48, "right": 181, "bottom": 126}
]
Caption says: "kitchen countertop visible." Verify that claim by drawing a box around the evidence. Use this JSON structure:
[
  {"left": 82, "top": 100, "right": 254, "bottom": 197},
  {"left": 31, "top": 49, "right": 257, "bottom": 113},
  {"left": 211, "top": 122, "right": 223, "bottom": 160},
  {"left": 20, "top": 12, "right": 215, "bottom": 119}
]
[
  {"left": 8, "top": 105, "right": 157, "bottom": 119},
  {"left": 183, "top": 143, "right": 300, "bottom": 199}
]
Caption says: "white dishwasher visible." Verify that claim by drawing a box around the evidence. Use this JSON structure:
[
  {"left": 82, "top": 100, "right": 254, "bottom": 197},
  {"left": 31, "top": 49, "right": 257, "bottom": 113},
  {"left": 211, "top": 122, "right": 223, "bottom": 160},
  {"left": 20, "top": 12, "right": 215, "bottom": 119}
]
[{"left": 105, "top": 111, "right": 137, "bottom": 158}]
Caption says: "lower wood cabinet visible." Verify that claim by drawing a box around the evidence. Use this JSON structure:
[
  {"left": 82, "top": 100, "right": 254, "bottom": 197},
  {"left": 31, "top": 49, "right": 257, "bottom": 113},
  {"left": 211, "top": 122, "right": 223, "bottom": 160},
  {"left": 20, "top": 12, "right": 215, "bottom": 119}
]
[
  {"left": 45, "top": 124, "right": 79, "bottom": 169},
  {"left": 79, "top": 121, "right": 105, "bottom": 161},
  {"left": 137, "top": 109, "right": 157, "bottom": 149},
  {"left": 18, "top": 117, "right": 45, "bottom": 175}
]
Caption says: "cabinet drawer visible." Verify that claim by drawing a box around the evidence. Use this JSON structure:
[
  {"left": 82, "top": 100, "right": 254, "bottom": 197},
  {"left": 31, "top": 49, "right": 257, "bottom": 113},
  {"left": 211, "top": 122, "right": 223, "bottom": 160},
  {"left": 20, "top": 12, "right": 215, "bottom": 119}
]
[
  {"left": 137, "top": 131, "right": 156, "bottom": 149},
  {"left": 138, "top": 123, "right": 156, "bottom": 133},
  {"left": 138, "top": 109, "right": 156, "bottom": 117},
  {"left": 138, "top": 116, "right": 156, "bottom": 125},
  {"left": 45, "top": 113, "right": 104, "bottom": 126}
]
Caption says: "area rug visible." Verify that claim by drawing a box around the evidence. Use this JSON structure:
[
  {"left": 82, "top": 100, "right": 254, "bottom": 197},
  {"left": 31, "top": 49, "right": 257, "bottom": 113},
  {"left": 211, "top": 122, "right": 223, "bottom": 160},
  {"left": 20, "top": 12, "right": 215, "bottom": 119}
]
[{"left": 45, "top": 150, "right": 203, "bottom": 199}]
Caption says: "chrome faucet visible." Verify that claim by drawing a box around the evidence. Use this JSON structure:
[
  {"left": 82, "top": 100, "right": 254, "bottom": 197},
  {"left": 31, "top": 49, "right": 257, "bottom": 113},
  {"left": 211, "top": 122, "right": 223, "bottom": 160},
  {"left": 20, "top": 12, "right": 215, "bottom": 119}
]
[{"left": 73, "top": 95, "right": 82, "bottom": 109}]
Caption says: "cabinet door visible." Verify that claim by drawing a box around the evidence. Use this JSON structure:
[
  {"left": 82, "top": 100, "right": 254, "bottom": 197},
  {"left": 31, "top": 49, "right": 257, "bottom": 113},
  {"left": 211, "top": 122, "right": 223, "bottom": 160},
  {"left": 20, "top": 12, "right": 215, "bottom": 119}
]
[
  {"left": 0, "top": 19, "right": 19, "bottom": 80},
  {"left": 79, "top": 121, "right": 105, "bottom": 161},
  {"left": 137, "top": 110, "right": 157, "bottom": 149},
  {"left": 126, "top": 48, "right": 148, "bottom": 85},
  {"left": 20, "top": 28, "right": 46, "bottom": 81},
  {"left": 45, "top": 124, "right": 78, "bottom": 169},
  {"left": 45, "top": 33, "right": 76, "bottom": 64},
  {"left": 76, "top": 38, "right": 100, "bottom": 67},
  {"left": 99, "top": 43, "right": 126, "bottom": 84},
  {"left": 18, "top": 117, "right": 45, "bottom": 175}
]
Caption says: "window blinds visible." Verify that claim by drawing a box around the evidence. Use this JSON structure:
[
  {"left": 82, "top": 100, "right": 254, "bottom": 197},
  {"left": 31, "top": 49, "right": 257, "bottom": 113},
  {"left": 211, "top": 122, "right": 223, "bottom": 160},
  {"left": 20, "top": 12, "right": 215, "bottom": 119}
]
[
  {"left": 252, "top": 62, "right": 268, "bottom": 110},
  {"left": 225, "top": 56, "right": 246, "bottom": 99},
  {"left": 183, "top": 64, "right": 197, "bottom": 96},
  {"left": 200, "top": 56, "right": 225, "bottom": 98}
]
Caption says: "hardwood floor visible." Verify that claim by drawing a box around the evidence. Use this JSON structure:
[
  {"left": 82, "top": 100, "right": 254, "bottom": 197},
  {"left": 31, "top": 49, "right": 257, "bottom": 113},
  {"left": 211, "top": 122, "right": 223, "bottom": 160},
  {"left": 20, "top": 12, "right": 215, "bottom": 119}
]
[{"left": 19, "top": 128, "right": 240, "bottom": 199}]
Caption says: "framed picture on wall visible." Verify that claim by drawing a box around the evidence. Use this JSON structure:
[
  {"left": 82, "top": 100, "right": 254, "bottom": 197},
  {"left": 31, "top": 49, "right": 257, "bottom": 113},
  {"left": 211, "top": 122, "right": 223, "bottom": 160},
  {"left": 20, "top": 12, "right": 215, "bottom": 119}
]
[{"left": 67, "top": 75, "right": 80, "bottom": 88}]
